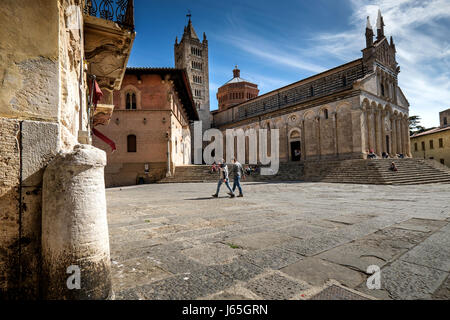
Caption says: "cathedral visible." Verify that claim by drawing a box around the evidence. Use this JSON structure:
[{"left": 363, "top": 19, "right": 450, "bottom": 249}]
[{"left": 211, "top": 10, "right": 411, "bottom": 163}]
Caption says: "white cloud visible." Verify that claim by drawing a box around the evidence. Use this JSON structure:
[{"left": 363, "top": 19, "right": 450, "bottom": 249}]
[
  {"left": 221, "top": 33, "right": 325, "bottom": 74},
  {"left": 312, "top": 0, "right": 450, "bottom": 127}
]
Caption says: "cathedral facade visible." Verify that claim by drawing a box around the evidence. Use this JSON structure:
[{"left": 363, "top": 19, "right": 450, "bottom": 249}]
[{"left": 212, "top": 11, "right": 411, "bottom": 163}]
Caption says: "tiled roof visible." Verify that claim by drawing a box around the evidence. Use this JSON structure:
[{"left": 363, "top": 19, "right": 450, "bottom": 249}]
[
  {"left": 225, "top": 76, "right": 253, "bottom": 84},
  {"left": 411, "top": 126, "right": 450, "bottom": 138}
]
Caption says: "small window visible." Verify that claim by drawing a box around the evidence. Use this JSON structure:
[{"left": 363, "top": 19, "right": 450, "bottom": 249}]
[
  {"left": 342, "top": 75, "right": 347, "bottom": 87},
  {"left": 421, "top": 141, "right": 425, "bottom": 151},
  {"left": 284, "top": 96, "right": 288, "bottom": 104},
  {"left": 439, "top": 138, "right": 444, "bottom": 148},
  {"left": 440, "top": 159, "right": 445, "bottom": 165},
  {"left": 310, "top": 86, "right": 314, "bottom": 97},
  {"left": 324, "top": 109, "right": 329, "bottom": 120},
  {"left": 444, "top": 117, "right": 448, "bottom": 125},
  {"left": 414, "top": 143, "right": 418, "bottom": 152},
  {"left": 430, "top": 140, "right": 434, "bottom": 149},
  {"left": 127, "top": 135, "right": 137, "bottom": 153},
  {"left": 126, "top": 92, "right": 137, "bottom": 110},
  {"left": 381, "top": 83, "right": 385, "bottom": 96}
]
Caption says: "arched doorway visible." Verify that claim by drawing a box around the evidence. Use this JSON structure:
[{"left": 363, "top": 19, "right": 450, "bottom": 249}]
[{"left": 289, "top": 129, "right": 301, "bottom": 161}]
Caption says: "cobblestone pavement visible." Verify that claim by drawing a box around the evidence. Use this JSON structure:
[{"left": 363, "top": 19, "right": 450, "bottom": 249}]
[{"left": 106, "top": 182, "right": 450, "bottom": 300}]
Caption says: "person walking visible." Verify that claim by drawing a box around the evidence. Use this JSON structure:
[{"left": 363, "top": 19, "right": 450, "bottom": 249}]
[
  {"left": 212, "top": 159, "right": 235, "bottom": 198},
  {"left": 231, "top": 158, "right": 244, "bottom": 197}
]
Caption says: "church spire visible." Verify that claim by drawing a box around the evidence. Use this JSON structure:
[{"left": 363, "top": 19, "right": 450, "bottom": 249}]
[
  {"left": 365, "top": 16, "right": 374, "bottom": 48},
  {"left": 376, "top": 9, "right": 385, "bottom": 40},
  {"left": 183, "top": 11, "right": 199, "bottom": 40}
]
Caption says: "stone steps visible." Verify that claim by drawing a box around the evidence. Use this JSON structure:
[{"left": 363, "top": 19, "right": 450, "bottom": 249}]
[
  {"left": 158, "top": 163, "right": 304, "bottom": 184},
  {"left": 306, "top": 159, "right": 450, "bottom": 185},
  {"left": 158, "top": 159, "right": 450, "bottom": 185}
]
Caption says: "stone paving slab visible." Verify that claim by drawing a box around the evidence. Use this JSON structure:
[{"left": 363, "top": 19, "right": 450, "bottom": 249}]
[
  {"left": 241, "top": 247, "right": 304, "bottom": 270},
  {"left": 182, "top": 242, "right": 247, "bottom": 266},
  {"left": 224, "top": 231, "right": 295, "bottom": 250},
  {"left": 399, "top": 230, "right": 450, "bottom": 272},
  {"left": 316, "top": 240, "right": 405, "bottom": 273},
  {"left": 106, "top": 182, "right": 450, "bottom": 300},
  {"left": 378, "top": 260, "right": 449, "bottom": 300},
  {"left": 212, "top": 259, "right": 264, "bottom": 282},
  {"left": 244, "top": 272, "right": 310, "bottom": 300},
  {"left": 111, "top": 257, "right": 171, "bottom": 292},
  {"left": 393, "top": 218, "right": 448, "bottom": 233},
  {"left": 280, "top": 257, "right": 366, "bottom": 288}
]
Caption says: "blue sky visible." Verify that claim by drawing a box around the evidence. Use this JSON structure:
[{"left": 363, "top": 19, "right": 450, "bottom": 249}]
[{"left": 128, "top": 0, "right": 450, "bottom": 128}]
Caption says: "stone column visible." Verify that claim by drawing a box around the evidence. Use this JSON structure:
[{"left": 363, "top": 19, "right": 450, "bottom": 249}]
[
  {"left": 41, "top": 144, "right": 112, "bottom": 300},
  {"left": 375, "top": 109, "right": 382, "bottom": 156},
  {"left": 391, "top": 116, "right": 397, "bottom": 155},
  {"left": 399, "top": 118, "right": 405, "bottom": 155},
  {"left": 396, "top": 118, "right": 402, "bottom": 155},
  {"left": 404, "top": 117, "right": 411, "bottom": 157},
  {"left": 301, "top": 120, "right": 306, "bottom": 161},
  {"left": 369, "top": 109, "right": 376, "bottom": 153},
  {"left": 366, "top": 109, "right": 372, "bottom": 153},
  {"left": 316, "top": 117, "right": 321, "bottom": 160},
  {"left": 332, "top": 112, "right": 338, "bottom": 157},
  {"left": 381, "top": 110, "right": 387, "bottom": 153}
]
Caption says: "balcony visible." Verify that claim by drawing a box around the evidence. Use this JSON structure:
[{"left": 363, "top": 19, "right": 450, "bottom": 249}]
[
  {"left": 83, "top": 0, "right": 136, "bottom": 104},
  {"left": 84, "top": 0, "right": 135, "bottom": 31}
]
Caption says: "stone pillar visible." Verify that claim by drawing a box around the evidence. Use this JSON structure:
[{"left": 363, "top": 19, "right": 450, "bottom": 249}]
[
  {"left": 366, "top": 110, "right": 371, "bottom": 153},
  {"left": 369, "top": 109, "right": 376, "bottom": 153},
  {"left": 332, "top": 112, "right": 338, "bottom": 157},
  {"left": 316, "top": 117, "right": 321, "bottom": 159},
  {"left": 41, "top": 144, "right": 112, "bottom": 300},
  {"left": 391, "top": 116, "right": 397, "bottom": 155},
  {"left": 351, "top": 109, "right": 365, "bottom": 159},
  {"left": 404, "top": 117, "right": 411, "bottom": 157},
  {"left": 301, "top": 120, "right": 306, "bottom": 161},
  {"left": 381, "top": 110, "right": 387, "bottom": 153},
  {"left": 375, "top": 109, "right": 382, "bottom": 156},
  {"left": 396, "top": 116, "right": 403, "bottom": 153}
]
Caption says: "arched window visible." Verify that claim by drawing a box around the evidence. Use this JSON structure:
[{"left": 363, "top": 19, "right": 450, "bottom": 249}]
[
  {"left": 127, "top": 135, "right": 137, "bottom": 152},
  {"left": 126, "top": 92, "right": 137, "bottom": 110},
  {"left": 380, "top": 83, "right": 385, "bottom": 96},
  {"left": 323, "top": 109, "right": 329, "bottom": 119}
]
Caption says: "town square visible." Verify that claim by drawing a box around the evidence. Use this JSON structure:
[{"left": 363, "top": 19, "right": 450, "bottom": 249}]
[{"left": 0, "top": 0, "right": 449, "bottom": 304}]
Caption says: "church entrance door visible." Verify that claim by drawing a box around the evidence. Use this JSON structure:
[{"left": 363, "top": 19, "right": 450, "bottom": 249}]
[
  {"left": 386, "top": 135, "right": 390, "bottom": 154},
  {"left": 291, "top": 141, "right": 301, "bottom": 161}
]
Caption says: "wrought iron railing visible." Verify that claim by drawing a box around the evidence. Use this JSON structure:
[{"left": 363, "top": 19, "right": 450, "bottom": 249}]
[{"left": 84, "top": 0, "right": 135, "bottom": 31}]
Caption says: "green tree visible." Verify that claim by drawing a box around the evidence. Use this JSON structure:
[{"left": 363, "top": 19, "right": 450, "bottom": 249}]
[{"left": 409, "top": 115, "right": 426, "bottom": 135}]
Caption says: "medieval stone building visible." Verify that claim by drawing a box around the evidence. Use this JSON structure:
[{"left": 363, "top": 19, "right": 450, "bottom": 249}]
[
  {"left": 411, "top": 108, "right": 450, "bottom": 167},
  {"left": 216, "top": 66, "right": 259, "bottom": 111},
  {"left": 175, "top": 17, "right": 211, "bottom": 131},
  {"left": 0, "top": 0, "right": 134, "bottom": 299},
  {"left": 213, "top": 11, "right": 411, "bottom": 163},
  {"left": 93, "top": 68, "right": 198, "bottom": 187}
]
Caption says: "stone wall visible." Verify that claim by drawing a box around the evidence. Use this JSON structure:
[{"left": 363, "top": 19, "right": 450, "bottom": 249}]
[
  {"left": 0, "top": 119, "right": 21, "bottom": 298},
  {"left": 0, "top": 0, "right": 88, "bottom": 298}
]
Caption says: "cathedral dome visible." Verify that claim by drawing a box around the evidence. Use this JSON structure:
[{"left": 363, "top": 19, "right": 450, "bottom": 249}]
[{"left": 216, "top": 66, "right": 259, "bottom": 111}]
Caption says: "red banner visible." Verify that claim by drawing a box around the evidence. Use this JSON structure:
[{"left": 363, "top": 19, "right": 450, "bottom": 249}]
[{"left": 92, "top": 128, "right": 116, "bottom": 152}]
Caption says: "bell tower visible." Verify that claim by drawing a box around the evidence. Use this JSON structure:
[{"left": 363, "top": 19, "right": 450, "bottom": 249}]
[{"left": 174, "top": 14, "right": 211, "bottom": 131}]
